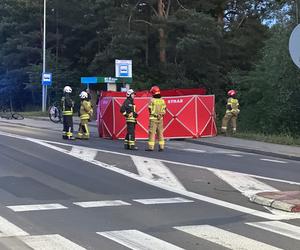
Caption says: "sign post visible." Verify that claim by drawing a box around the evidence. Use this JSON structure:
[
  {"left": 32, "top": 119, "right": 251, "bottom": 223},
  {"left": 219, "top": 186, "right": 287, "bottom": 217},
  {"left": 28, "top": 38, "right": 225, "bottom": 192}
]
[{"left": 42, "top": 0, "right": 47, "bottom": 112}]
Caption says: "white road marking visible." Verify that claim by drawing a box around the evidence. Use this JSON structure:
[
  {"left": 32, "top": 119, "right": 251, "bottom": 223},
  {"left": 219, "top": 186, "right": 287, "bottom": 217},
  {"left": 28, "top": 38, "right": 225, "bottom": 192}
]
[
  {"left": 31, "top": 137, "right": 298, "bottom": 187},
  {"left": 70, "top": 147, "right": 98, "bottom": 161},
  {"left": 26, "top": 142, "right": 281, "bottom": 220},
  {"left": 21, "top": 234, "right": 86, "bottom": 250},
  {"left": 260, "top": 159, "right": 287, "bottom": 164},
  {"left": 229, "top": 154, "right": 243, "bottom": 157},
  {"left": 97, "top": 229, "right": 184, "bottom": 250},
  {"left": 175, "top": 225, "right": 283, "bottom": 250},
  {"left": 131, "top": 156, "right": 186, "bottom": 190},
  {"left": 183, "top": 148, "right": 206, "bottom": 153},
  {"left": 246, "top": 221, "right": 300, "bottom": 241},
  {"left": 133, "top": 197, "right": 194, "bottom": 205},
  {"left": 0, "top": 131, "right": 296, "bottom": 220},
  {"left": 7, "top": 203, "right": 68, "bottom": 212},
  {"left": 0, "top": 216, "right": 29, "bottom": 237},
  {"left": 264, "top": 206, "right": 300, "bottom": 219},
  {"left": 211, "top": 169, "right": 279, "bottom": 197},
  {"left": 73, "top": 200, "right": 131, "bottom": 208}
]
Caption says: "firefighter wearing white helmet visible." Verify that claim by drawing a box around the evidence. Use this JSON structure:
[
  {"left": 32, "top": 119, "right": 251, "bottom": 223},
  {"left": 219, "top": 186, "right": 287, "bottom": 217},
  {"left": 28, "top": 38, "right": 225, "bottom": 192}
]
[
  {"left": 120, "top": 89, "right": 138, "bottom": 150},
  {"left": 77, "top": 91, "right": 93, "bottom": 140},
  {"left": 61, "top": 85, "right": 75, "bottom": 140}
]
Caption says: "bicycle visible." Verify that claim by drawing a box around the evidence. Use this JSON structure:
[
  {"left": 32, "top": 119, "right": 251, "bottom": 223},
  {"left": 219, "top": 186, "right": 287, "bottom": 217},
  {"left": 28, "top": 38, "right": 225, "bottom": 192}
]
[
  {"left": 0, "top": 107, "right": 24, "bottom": 120},
  {"left": 49, "top": 104, "right": 62, "bottom": 123}
]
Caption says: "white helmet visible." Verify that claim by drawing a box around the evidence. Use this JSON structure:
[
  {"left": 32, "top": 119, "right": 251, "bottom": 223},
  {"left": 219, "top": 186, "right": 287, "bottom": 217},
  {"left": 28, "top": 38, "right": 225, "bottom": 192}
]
[
  {"left": 63, "top": 86, "right": 72, "bottom": 93},
  {"left": 79, "top": 91, "right": 88, "bottom": 99},
  {"left": 126, "top": 89, "right": 135, "bottom": 97}
]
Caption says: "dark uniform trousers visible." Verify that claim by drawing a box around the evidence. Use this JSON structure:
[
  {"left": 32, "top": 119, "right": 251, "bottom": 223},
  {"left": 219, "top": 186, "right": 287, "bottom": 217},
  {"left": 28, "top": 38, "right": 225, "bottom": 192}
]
[
  {"left": 62, "top": 115, "right": 74, "bottom": 139},
  {"left": 125, "top": 122, "right": 136, "bottom": 149}
]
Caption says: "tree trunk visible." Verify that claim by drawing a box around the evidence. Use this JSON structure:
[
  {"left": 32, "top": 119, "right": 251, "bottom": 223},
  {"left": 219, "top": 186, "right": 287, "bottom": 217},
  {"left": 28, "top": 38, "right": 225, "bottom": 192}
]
[
  {"left": 159, "top": 28, "right": 166, "bottom": 63},
  {"left": 145, "top": 24, "right": 149, "bottom": 66},
  {"left": 158, "top": 0, "right": 167, "bottom": 64}
]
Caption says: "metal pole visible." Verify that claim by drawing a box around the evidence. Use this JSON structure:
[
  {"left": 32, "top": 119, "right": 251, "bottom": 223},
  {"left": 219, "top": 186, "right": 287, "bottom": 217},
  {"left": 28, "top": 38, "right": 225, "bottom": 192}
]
[{"left": 42, "top": 0, "right": 47, "bottom": 112}]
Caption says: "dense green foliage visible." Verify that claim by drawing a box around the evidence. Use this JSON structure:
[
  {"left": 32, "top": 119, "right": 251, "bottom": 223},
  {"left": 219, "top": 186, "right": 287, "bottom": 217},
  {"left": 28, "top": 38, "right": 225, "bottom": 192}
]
[{"left": 0, "top": 0, "right": 299, "bottom": 135}]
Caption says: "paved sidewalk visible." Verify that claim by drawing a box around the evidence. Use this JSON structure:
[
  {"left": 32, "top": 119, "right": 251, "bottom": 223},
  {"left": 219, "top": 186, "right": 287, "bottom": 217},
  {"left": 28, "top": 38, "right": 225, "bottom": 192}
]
[
  {"left": 187, "top": 136, "right": 300, "bottom": 161},
  {"left": 0, "top": 116, "right": 98, "bottom": 133}
]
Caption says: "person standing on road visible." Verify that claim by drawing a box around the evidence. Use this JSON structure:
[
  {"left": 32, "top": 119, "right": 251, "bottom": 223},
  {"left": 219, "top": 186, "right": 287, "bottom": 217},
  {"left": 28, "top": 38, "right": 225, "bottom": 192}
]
[
  {"left": 221, "top": 89, "right": 240, "bottom": 134},
  {"left": 77, "top": 91, "right": 93, "bottom": 140},
  {"left": 61, "top": 86, "right": 75, "bottom": 140},
  {"left": 120, "top": 89, "right": 138, "bottom": 150},
  {"left": 146, "top": 86, "right": 166, "bottom": 151}
]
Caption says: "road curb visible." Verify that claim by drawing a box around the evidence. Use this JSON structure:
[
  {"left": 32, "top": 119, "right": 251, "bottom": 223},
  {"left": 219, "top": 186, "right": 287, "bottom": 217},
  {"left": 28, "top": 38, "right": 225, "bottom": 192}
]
[
  {"left": 250, "top": 191, "right": 300, "bottom": 213},
  {"left": 250, "top": 194, "right": 273, "bottom": 207},
  {"left": 185, "top": 138, "right": 300, "bottom": 161}
]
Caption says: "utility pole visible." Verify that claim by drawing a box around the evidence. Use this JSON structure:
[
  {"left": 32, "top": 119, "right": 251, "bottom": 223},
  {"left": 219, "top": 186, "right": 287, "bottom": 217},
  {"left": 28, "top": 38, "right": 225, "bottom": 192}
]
[{"left": 42, "top": 0, "right": 47, "bottom": 112}]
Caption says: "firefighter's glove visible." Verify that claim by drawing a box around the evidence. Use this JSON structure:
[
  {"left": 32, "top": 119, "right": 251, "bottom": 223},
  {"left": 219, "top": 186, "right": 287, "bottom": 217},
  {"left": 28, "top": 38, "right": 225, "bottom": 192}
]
[{"left": 133, "top": 112, "right": 138, "bottom": 118}]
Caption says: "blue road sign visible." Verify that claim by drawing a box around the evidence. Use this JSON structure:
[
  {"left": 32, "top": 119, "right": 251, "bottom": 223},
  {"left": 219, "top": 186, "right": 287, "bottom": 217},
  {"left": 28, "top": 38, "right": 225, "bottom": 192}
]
[{"left": 42, "top": 73, "right": 52, "bottom": 85}]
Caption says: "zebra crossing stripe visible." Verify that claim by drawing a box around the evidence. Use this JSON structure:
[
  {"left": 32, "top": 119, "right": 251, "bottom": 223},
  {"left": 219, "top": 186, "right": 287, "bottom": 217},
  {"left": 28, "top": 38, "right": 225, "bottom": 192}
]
[
  {"left": 133, "top": 197, "right": 194, "bottom": 205},
  {"left": 0, "top": 216, "right": 29, "bottom": 237},
  {"left": 246, "top": 221, "right": 300, "bottom": 241},
  {"left": 174, "top": 225, "right": 283, "bottom": 250},
  {"left": 97, "top": 230, "right": 184, "bottom": 250},
  {"left": 7, "top": 203, "right": 68, "bottom": 212},
  {"left": 73, "top": 200, "right": 131, "bottom": 208},
  {"left": 21, "top": 234, "right": 86, "bottom": 250}
]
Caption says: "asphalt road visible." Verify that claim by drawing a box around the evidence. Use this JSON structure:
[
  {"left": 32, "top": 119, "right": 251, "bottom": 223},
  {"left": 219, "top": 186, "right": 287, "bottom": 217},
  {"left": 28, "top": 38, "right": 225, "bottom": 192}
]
[{"left": 0, "top": 122, "right": 299, "bottom": 249}]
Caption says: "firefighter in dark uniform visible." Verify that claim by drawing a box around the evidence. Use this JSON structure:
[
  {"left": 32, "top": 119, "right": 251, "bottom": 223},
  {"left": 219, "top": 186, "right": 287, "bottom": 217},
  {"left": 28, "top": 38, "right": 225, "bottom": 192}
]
[
  {"left": 120, "top": 89, "right": 138, "bottom": 150},
  {"left": 61, "top": 86, "right": 75, "bottom": 140},
  {"left": 221, "top": 89, "right": 240, "bottom": 134},
  {"left": 146, "top": 86, "right": 166, "bottom": 151},
  {"left": 77, "top": 91, "right": 93, "bottom": 140}
]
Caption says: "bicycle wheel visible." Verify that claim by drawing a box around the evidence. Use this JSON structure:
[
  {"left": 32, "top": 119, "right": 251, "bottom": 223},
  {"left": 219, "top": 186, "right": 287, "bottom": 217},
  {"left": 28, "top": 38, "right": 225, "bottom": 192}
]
[
  {"left": 12, "top": 113, "right": 24, "bottom": 120},
  {"left": 49, "top": 106, "right": 61, "bottom": 123}
]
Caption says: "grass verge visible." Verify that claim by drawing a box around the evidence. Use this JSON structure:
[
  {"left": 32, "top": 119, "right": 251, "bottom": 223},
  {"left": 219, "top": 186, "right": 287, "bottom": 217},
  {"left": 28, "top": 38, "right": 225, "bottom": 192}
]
[{"left": 232, "top": 132, "right": 300, "bottom": 146}]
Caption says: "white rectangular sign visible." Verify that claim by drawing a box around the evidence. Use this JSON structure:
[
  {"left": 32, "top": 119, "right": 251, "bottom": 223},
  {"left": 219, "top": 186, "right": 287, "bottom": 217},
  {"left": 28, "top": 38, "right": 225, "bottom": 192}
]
[{"left": 115, "top": 60, "right": 132, "bottom": 78}]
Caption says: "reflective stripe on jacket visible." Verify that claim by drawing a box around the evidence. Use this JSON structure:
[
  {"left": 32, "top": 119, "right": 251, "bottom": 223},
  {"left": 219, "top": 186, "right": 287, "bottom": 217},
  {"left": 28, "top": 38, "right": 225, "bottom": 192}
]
[
  {"left": 80, "top": 100, "right": 93, "bottom": 120},
  {"left": 148, "top": 98, "right": 166, "bottom": 120},
  {"left": 226, "top": 97, "right": 240, "bottom": 114},
  {"left": 61, "top": 95, "right": 74, "bottom": 116},
  {"left": 120, "top": 97, "right": 137, "bottom": 123}
]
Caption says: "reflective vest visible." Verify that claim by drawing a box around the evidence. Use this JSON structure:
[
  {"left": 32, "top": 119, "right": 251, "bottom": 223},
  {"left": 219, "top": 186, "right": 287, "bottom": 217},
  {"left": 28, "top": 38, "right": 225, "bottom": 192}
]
[
  {"left": 120, "top": 97, "right": 137, "bottom": 123},
  {"left": 61, "top": 95, "right": 73, "bottom": 116},
  {"left": 79, "top": 100, "right": 93, "bottom": 120},
  {"left": 226, "top": 97, "right": 240, "bottom": 114},
  {"left": 149, "top": 98, "right": 166, "bottom": 120}
]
